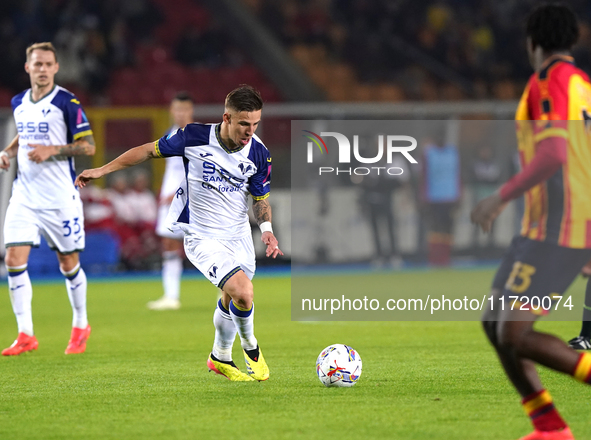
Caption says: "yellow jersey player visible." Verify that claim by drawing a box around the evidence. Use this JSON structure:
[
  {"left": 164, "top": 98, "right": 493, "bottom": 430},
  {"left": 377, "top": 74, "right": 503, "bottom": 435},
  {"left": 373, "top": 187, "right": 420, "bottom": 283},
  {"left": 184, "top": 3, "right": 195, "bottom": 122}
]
[{"left": 472, "top": 4, "right": 591, "bottom": 440}]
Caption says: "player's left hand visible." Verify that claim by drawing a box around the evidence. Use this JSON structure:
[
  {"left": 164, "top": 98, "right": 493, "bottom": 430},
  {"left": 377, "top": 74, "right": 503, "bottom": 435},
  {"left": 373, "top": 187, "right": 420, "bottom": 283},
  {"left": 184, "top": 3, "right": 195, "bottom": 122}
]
[
  {"left": 261, "top": 231, "right": 284, "bottom": 258},
  {"left": 28, "top": 144, "right": 57, "bottom": 163},
  {"left": 470, "top": 192, "right": 507, "bottom": 233}
]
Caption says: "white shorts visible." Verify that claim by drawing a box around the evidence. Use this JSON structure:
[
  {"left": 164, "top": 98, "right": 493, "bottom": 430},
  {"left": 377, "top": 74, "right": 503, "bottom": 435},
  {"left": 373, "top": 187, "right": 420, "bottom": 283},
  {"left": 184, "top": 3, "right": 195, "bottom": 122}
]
[
  {"left": 156, "top": 204, "right": 183, "bottom": 240},
  {"left": 184, "top": 234, "right": 256, "bottom": 288},
  {"left": 4, "top": 201, "right": 85, "bottom": 254}
]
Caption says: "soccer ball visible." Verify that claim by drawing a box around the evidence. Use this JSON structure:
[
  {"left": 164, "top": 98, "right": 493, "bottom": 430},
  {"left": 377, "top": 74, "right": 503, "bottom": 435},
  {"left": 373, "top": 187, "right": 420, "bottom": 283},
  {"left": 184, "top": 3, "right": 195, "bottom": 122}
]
[{"left": 315, "top": 344, "right": 362, "bottom": 387}]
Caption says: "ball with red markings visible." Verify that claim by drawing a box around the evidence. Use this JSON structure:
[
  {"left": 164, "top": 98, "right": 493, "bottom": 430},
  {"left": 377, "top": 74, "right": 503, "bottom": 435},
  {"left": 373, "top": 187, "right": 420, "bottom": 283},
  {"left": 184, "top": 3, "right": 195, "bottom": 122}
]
[{"left": 316, "top": 344, "right": 362, "bottom": 387}]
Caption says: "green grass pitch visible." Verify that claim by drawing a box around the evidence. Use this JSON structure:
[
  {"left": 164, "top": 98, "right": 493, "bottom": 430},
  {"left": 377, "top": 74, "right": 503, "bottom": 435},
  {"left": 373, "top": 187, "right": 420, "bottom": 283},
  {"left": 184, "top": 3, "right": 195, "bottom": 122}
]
[{"left": 0, "top": 269, "right": 590, "bottom": 439}]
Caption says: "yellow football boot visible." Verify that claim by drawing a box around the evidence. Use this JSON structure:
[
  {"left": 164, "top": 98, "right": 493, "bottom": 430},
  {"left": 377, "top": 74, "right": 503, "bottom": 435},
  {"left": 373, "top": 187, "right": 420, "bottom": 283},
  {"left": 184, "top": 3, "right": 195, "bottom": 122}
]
[
  {"left": 243, "top": 346, "right": 269, "bottom": 381},
  {"left": 207, "top": 354, "right": 255, "bottom": 382}
]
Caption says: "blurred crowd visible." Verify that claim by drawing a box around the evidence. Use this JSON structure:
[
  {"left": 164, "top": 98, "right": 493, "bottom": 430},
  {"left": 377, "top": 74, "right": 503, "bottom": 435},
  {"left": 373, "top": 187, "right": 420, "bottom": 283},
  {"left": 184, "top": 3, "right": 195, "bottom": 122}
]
[
  {"left": 1, "top": 0, "right": 156, "bottom": 101},
  {"left": 80, "top": 170, "right": 159, "bottom": 270},
  {"left": 0, "top": 0, "right": 255, "bottom": 105},
  {"left": 2, "top": 0, "right": 591, "bottom": 104},
  {"left": 246, "top": 0, "right": 591, "bottom": 100}
]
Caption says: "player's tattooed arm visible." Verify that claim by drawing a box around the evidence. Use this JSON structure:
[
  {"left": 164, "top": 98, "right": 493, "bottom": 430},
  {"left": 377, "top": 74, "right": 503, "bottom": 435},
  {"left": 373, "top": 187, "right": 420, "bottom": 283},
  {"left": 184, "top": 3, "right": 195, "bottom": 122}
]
[
  {"left": 253, "top": 198, "right": 284, "bottom": 258},
  {"left": 253, "top": 198, "right": 272, "bottom": 225},
  {"left": 56, "top": 134, "right": 96, "bottom": 156},
  {"left": 28, "top": 134, "right": 96, "bottom": 163}
]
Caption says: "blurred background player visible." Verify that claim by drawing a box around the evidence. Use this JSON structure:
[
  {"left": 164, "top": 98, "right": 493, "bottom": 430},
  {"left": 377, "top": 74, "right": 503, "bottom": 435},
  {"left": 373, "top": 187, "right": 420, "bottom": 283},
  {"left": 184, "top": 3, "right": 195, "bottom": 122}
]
[
  {"left": 420, "top": 137, "right": 461, "bottom": 266},
  {"left": 473, "top": 5, "right": 591, "bottom": 440},
  {"left": 147, "top": 92, "right": 195, "bottom": 310},
  {"left": 0, "top": 42, "right": 94, "bottom": 355},
  {"left": 358, "top": 147, "right": 408, "bottom": 268},
  {"left": 75, "top": 85, "right": 283, "bottom": 382},
  {"left": 470, "top": 145, "right": 502, "bottom": 252}
]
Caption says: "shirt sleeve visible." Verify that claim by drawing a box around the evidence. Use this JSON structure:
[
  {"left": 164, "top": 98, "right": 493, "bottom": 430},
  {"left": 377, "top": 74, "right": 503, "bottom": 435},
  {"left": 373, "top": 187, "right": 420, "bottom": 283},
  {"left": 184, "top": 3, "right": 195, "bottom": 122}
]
[
  {"left": 63, "top": 97, "right": 93, "bottom": 140},
  {"left": 154, "top": 127, "right": 187, "bottom": 158},
  {"left": 249, "top": 148, "right": 272, "bottom": 201},
  {"left": 499, "top": 135, "right": 567, "bottom": 202},
  {"left": 528, "top": 71, "right": 569, "bottom": 120}
]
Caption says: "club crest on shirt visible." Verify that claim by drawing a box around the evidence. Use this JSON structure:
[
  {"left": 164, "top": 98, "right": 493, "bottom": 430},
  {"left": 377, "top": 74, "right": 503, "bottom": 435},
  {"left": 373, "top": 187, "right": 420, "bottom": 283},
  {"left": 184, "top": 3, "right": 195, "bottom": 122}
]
[{"left": 238, "top": 162, "right": 253, "bottom": 175}]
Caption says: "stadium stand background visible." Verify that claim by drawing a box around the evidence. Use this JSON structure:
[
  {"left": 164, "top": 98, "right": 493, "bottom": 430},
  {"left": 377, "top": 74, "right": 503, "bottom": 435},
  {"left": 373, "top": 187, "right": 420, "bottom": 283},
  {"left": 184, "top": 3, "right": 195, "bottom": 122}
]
[
  {"left": 2, "top": 0, "right": 591, "bottom": 104},
  {"left": 1, "top": 0, "right": 591, "bottom": 272},
  {"left": 245, "top": 0, "right": 591, "bottom": 101}
]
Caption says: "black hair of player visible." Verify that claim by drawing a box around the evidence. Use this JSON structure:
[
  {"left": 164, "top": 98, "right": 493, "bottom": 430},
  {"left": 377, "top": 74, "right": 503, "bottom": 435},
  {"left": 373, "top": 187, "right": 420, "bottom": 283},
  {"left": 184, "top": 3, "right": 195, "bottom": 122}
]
[
  {"left": 225, "top": 85, "right": 263, "bottom": 113},
  {"left": 526, "top": 3, "right": 579, "bottom": 52},
  {"left": 172, "top": 91, "right": 194, "bottom": 104}
]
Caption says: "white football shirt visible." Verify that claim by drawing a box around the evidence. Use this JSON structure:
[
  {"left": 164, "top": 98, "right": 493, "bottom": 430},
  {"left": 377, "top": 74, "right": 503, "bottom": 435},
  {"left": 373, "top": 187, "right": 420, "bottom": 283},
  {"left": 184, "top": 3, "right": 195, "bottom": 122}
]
[
  {"left": 155, "top": 123, "right": 272, "bottom": 240},
  {"left": 11, "top": 85, "right": 92, "bottom": 209}
]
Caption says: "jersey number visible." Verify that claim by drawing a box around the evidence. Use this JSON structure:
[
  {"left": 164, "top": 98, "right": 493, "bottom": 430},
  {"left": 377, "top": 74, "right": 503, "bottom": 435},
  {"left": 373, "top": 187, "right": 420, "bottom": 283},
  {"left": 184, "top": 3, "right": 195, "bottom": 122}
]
[
  {"left": 62, "top": 218, "right": 81, "bottom": 237},
  {"left": 505, "top": 261, "right": 536, "bottom": 294}
]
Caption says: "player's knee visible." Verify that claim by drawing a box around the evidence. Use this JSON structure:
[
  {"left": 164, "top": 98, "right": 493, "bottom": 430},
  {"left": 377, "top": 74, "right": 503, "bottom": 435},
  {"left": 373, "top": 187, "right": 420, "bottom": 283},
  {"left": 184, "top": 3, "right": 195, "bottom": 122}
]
[
  {"left": 57, "top": 253, "right": 79, "bottom": 273},
  {"left": 496, "top": 323, "right": 528, "bottom": 354},
  {"left": 5, "top": 254, "right": 17, "bottom": 268},
  {"left": 232, "top": 286, "right": 254, "bottom": 310},
  {"left": 223, "top": 273, "right": 253, "bottom": 309},
  {"left": 5, "top": 248, "right": 27, "bottom": 267}
]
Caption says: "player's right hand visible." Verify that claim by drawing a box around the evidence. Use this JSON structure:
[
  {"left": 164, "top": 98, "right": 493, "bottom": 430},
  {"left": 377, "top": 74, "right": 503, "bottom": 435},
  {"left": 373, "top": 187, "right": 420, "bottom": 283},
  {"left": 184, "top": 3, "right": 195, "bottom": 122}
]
[
  {"left": 470, "top": 192, "right": 508, "bottom": 233},
  {"left": 261, "top": 231, "right": 284, "bottom": 259},
  {"left": 0, "top": 151, "right": 9, "bottom": 170},
  {"left": 75, "top": 168, "right": 104, "bottom": 187}
]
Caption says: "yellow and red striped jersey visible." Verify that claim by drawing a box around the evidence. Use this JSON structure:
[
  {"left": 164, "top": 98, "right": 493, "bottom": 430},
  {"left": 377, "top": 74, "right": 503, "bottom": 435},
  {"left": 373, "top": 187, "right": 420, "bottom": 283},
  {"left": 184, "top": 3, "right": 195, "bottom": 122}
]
[{"left": 515, "top": 55, "right": 591, "bottom": 248}]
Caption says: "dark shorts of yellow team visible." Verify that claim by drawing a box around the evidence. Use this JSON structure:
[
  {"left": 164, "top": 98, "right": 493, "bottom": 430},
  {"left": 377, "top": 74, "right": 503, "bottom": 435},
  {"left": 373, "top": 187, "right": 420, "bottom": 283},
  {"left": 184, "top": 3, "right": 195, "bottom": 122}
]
[{"left": 492, "top": 235, "right": 591, "bottom": 315}]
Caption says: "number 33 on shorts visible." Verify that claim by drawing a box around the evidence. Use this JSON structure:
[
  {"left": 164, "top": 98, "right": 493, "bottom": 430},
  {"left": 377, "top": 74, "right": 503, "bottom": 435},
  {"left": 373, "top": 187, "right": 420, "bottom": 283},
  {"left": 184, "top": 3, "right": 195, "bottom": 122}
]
[
  {"left": 3, "top": 204, "right": 86, "bottom": 253},
  {"left": 62, "top": 217, "right": 82, "bottom": 237}
]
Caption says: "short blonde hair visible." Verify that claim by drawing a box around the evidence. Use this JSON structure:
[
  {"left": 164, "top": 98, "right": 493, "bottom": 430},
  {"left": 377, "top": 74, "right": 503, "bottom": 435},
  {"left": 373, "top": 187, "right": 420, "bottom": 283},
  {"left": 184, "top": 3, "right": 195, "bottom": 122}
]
[{"left": 26, "top": 42, "right": 58, "bottom": 62}]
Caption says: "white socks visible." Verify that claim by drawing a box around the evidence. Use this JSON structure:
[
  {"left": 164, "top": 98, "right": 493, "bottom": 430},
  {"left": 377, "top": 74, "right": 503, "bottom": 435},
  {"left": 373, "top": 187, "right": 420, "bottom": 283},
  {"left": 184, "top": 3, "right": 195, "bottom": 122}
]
[
  {"left": 7, "top": 262, "right": 88, "bottom": 335},
  {"left": 212, "top": 299, "right": 237, "bottom": 361},
  {"left": 162, "top": 251, "right": 183, "bottom": 301},
  {"left": 61, "top": 263, "right": 88, "bottom": 329},
  {"left": 6, "top": 264, "right": 34, "bottom": 336},
  {"left": 229, "top": 301, "right": 258, "bottom": 350}
]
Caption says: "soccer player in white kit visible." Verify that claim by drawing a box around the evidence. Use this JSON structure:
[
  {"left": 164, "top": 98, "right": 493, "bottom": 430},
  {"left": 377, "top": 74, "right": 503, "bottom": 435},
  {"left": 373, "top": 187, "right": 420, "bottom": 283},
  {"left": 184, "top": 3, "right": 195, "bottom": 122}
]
[
  {"left": 147, "top": 92, "right": 195, "bottom": 311},
  {"left": 76, "top": 85, "right": 282, "bottom": 381},
  {"left": 0, "top": 43, "right": 95, "bottom": 356}
]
